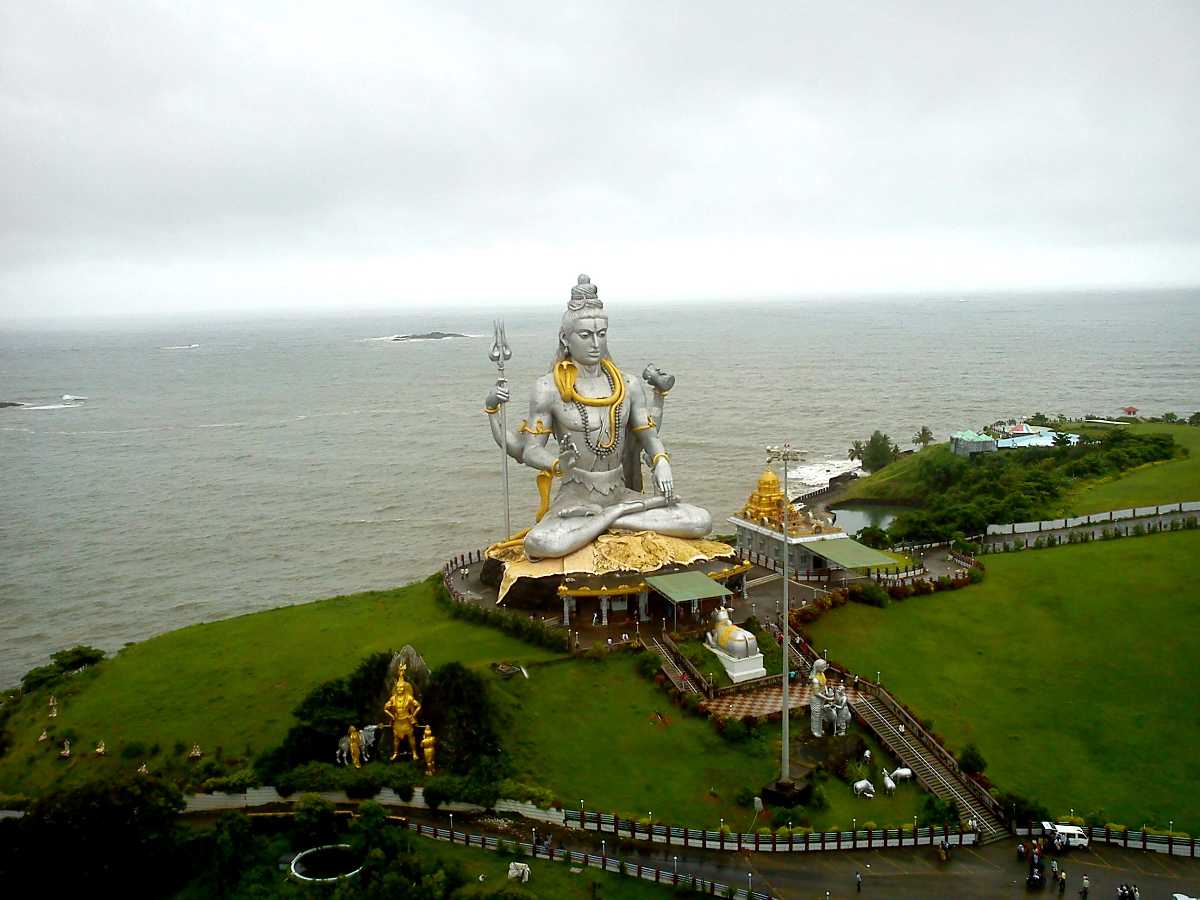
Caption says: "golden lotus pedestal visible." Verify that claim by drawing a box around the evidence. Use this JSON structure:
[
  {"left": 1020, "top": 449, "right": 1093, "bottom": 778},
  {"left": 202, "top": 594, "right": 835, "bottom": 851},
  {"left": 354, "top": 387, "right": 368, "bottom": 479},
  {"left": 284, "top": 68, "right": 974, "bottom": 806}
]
[{"left": 480, "top": 531, "right": 750, "bottom": 637}]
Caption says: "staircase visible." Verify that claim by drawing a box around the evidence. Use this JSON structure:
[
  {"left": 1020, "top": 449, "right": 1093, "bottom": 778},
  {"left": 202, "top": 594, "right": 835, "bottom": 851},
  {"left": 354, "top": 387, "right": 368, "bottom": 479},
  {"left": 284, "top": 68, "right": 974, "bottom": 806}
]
[
  {"left": 788, "top": 645, "right": 1008, "bottom": 842},
  {"left": 649, "top": 636, "right": 699, "bottom": 694}
]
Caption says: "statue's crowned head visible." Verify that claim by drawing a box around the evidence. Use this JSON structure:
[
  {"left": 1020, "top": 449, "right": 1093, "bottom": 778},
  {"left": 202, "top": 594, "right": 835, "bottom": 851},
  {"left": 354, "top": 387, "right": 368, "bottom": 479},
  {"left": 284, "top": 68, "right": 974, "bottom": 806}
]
[{"left": 556, "top": 274, "right": 609, "bottom": 367}]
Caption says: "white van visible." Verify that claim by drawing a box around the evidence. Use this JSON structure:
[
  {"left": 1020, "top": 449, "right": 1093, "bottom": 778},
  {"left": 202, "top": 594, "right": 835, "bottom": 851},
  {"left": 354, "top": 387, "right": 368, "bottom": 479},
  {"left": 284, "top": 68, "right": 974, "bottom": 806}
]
[{"left": 1040, "top": 822, "right": 1090, "bottom": 849}]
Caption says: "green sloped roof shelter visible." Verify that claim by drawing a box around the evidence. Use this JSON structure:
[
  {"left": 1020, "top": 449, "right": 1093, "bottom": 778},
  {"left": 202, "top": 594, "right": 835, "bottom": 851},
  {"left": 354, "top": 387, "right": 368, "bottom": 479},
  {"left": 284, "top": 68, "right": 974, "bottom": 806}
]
[
  {"left": 810, "top": 538, "right": 896, "bottom": 570},
  {"left": 644, "top": 571, "right": 733, "bottom": 604}
]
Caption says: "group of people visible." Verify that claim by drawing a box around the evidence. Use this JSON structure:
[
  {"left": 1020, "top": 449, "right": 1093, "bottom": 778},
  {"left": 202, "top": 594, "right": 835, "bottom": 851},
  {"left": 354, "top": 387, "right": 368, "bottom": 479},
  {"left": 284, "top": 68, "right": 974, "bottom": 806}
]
[
  {"left": 1114, "top": 884, "right": 1141, "bottom": 899},
  {"left": 1018, "top": 838, "right": 1070, "bottom": 893}
]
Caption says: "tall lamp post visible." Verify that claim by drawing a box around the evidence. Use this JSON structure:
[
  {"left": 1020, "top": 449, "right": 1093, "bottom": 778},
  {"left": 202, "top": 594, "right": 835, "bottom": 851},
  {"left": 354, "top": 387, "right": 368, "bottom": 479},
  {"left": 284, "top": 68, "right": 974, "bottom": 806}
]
[{"left": 766, "top": 442, "right": 802, "bottom": 789}]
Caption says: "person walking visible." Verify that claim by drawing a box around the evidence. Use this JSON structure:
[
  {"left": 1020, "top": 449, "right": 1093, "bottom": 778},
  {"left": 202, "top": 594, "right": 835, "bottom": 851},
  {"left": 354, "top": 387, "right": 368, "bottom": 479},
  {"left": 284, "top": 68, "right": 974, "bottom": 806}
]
[
  {"left": 1079, "top": 872, "right": 1089, "bottom": 897},
  {"left": 856, "top": 870, "right": 863, "bottom": 893},
  {"left": 1058, "top": 870, "right": 1066, "bottom": 894}
]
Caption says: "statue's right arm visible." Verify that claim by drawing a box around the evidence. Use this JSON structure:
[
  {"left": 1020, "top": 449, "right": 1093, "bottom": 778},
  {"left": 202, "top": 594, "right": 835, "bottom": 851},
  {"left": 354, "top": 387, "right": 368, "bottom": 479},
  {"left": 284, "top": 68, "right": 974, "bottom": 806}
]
[
  {"left": 518, "top": 379, "right": 560, "bottom": 472},
  {"left": 484, "top": 378, "right": 525, "bottom": 463}
]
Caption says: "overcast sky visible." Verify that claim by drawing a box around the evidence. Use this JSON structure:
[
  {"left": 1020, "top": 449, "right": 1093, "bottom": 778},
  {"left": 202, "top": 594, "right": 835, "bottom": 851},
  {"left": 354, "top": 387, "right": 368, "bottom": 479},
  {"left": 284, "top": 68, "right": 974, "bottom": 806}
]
[{"left": 2, "top": 1, "right": 1198, "bottom": 320}]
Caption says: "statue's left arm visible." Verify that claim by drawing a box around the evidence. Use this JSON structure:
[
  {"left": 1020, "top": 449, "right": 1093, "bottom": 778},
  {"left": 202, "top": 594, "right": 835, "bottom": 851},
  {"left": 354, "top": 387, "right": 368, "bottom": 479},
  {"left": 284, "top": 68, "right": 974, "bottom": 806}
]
[{"left": 630, "top": 380, "right": 673, "bottom": 500}]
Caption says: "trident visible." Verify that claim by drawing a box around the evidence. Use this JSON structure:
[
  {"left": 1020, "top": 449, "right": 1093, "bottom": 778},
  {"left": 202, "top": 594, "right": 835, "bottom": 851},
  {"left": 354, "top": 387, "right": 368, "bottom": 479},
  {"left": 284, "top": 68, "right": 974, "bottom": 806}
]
[{"left": 489, "top": 320, "right": 513, "bottom": 538}]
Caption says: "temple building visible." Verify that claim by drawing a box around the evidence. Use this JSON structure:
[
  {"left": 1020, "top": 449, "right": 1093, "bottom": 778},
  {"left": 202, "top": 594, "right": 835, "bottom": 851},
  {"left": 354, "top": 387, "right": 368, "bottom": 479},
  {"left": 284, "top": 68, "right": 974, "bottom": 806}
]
[{"left": 728, "top": 467, "right": 895, "bottom": 575}]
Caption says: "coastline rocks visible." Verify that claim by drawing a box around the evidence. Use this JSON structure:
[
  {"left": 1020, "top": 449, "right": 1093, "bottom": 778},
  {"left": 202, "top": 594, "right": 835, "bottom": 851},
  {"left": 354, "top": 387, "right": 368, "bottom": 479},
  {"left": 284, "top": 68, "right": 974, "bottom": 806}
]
[{"left": 0, "top": 401, "right": 24, "bottom": 408}]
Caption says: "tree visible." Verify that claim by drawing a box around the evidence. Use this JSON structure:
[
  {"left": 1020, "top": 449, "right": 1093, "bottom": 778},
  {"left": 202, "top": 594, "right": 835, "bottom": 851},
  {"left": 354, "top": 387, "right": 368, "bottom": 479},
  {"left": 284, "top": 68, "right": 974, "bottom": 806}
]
[
  {"left": 958, "top": 743, "right": 987, "bottom": 775},
  {"left": 1028, "top": 412, "right": 1051, "bottom": 426},
  {"left": 1189, "top": 412, "right": 1200, "bottom": 426},
  {"left": 862, "top": 431, "right": 897, "bottom": 472},
  {"left": 1052, "top": 432, "right": 1072, "bottom": 448},
  {"left": 912, "top": 426, "right": 934, "bottom": 449},
  {"left": 1162, "top": 412, "right": 1179, "bottom": 423},
  {"left": 21, "top": 775, "right": 185, "bottom": 887},
  {"left": 848, "top": 440, "right": 865, "bottom": 461},
  {"left": 293, "top": 793, "right": 338, "bottom": 846},
  {"left": 423, "top": 662, "right": 504, "bottom": 775},
  {"left": 213, "top": 811, "right": 254, "bottom": 891}
]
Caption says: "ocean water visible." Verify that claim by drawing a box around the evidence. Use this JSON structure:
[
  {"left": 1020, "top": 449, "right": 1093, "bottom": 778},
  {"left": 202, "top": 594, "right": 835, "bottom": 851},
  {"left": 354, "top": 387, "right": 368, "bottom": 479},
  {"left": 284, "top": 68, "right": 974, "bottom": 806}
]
[{"left": 2, "top": 289, "right": 1198, "bottom": 685}]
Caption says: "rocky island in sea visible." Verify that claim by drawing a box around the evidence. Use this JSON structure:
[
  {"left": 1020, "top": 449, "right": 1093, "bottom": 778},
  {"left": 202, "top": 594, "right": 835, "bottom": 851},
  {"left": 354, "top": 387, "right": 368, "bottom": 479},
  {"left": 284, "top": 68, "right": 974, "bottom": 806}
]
[{"left": 392, "top": 331, "right": 469, "bottom": 341}]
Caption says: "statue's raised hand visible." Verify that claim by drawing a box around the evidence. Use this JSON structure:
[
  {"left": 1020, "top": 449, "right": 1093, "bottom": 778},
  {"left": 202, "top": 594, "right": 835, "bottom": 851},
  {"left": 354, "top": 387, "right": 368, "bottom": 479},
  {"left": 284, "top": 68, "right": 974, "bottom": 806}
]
[
  {"left": 557, "top": 434, "right": 580, "bottom": 474},
  {"left": 642, "top": 364, "right": 676, "bottom": 394},
  {"left": 484, "top": 378, "right": 510, "bottom": 409},
  {"left": 653, "top": 457, "right": 675, "bottom": 503}
]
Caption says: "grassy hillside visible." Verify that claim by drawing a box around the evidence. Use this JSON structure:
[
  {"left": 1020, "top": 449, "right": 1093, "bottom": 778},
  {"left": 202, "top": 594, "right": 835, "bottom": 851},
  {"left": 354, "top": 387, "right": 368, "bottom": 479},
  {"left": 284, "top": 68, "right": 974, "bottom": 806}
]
[
  {"left": 1059, "top": 422, "right": 1200, "bottom": 514},
  {"left": 1, "top": 579, "right": 559, "bottom": 794},
  {"left": 837, "top": 446, "right": 940, "bottom": 503},
  {"left": 839, "top": 424, "right": 1199, "bottom": 528},
  {"left": 805, "top": 530, "right": 1200, "bottom": 832}
]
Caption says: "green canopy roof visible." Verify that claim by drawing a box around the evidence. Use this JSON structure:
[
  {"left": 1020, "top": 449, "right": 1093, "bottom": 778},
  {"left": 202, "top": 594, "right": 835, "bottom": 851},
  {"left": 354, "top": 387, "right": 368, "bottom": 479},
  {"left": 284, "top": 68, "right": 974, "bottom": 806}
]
[
  {"left": 810, "top": 538, "right": 896, "bottom": 570},
  {"left": 644, "top": 571, "right": 733, "bottom": 605},
  {"left": 951, "top": 430, "right": 992, "bottom": 442}
]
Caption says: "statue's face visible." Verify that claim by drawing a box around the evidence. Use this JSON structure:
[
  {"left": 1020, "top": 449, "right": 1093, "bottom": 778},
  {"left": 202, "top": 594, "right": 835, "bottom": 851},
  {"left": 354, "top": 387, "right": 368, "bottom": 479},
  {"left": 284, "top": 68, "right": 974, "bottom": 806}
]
[{"left": 563, "top": 316, "right": 608, "bottom": 365}]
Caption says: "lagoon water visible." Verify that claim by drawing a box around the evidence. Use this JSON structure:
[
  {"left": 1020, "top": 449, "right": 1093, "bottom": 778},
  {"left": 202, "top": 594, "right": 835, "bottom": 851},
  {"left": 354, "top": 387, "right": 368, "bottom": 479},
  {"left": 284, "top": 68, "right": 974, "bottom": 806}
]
[{"left": 2, "top": 289, "right": 1199, "bottom": 685}]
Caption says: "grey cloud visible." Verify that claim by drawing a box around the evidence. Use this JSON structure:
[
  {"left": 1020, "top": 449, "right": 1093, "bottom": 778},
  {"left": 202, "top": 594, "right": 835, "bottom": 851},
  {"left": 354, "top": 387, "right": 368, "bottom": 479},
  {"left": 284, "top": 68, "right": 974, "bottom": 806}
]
[{"left": 1, "top": 1, "right": 1198, "bottom": 317}]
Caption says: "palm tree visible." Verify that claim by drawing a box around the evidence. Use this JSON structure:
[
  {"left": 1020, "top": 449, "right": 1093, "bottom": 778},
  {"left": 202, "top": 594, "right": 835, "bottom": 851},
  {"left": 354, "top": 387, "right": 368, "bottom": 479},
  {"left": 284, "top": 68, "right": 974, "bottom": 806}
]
[
  {"left": 912, "top": 426, "right": 934, "bottom": 449},
  {"left": 848, "top": 440, "right": 865, "bottom": 461}
]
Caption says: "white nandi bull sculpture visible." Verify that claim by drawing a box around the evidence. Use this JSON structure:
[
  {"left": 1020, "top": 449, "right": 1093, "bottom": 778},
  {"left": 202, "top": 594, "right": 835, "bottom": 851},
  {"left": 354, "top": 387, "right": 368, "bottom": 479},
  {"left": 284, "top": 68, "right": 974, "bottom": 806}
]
[
  {"left": 890, "top": 766, "right": 914, "bottom": 782},
  {"left": 852, "top": 779, "right": 876, "bottom": 798}
]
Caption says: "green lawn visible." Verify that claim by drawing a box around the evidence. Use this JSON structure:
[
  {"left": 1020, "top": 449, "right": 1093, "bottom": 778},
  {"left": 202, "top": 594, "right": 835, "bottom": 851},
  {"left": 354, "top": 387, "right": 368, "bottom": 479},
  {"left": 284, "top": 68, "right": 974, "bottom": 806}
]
[
  {"left": 494, "top": 656, "right": 778, "bottom": 826},
  {"left": 492, "top": 655, "right": 926, "bottom": 831},
  {"left": 413, "top": 835, "right": 677, "bottom": 899},
  {"left": 838, "top": 447, "right": 939, "bottom": 503},
  {"left": 1059, "top": 423, "right": 1200, "bottom": 514},
  {"left": 805, "top": 530, "right": 1200, "bottom": 833},
  {"left": 3, "top": 575, "right": 929, "bottom": 832},
  {"left": 1, "top": 579, "right": 560, "bottom": 794}
]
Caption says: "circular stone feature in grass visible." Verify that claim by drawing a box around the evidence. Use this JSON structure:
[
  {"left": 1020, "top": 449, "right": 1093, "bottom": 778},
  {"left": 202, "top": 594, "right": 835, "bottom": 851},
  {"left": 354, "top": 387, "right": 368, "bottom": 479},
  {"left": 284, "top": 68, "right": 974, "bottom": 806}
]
[{"left": 290, "top": 844, "right": 363, "bottom": 882}]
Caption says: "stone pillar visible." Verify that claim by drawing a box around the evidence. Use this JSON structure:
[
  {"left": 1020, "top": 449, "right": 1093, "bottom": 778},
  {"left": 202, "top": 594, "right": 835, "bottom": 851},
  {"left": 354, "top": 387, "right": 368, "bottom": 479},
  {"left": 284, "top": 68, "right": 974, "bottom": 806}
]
[
  {"left": 600, "top": 596, "right": 609, "bottom": 626},
  {"left": 562, "top": 596, "right": 570, "bottom": 627},
  {"left": 638, "top": 590, "right": 649, "bottom": 622}
]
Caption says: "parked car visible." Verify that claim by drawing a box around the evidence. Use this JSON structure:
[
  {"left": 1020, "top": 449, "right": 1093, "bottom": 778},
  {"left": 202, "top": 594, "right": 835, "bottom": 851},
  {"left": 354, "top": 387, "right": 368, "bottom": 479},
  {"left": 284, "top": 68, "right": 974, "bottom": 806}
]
[{"left": 1040, "top": 822, "right": 1089, "bottom": 850}]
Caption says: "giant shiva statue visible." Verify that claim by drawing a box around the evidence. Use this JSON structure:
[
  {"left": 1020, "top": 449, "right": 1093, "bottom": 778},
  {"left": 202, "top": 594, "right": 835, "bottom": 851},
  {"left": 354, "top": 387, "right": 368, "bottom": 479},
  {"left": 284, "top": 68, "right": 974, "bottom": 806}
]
[{"left": 484, "top": 275, "right": 711, "bottom": 560}]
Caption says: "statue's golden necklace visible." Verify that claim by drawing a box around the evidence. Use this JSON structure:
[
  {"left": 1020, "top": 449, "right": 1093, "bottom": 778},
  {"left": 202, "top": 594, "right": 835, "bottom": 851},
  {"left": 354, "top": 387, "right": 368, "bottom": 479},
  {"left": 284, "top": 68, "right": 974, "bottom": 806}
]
[{"left": 553, "top": 359, "right": 625, "bottom": 455}]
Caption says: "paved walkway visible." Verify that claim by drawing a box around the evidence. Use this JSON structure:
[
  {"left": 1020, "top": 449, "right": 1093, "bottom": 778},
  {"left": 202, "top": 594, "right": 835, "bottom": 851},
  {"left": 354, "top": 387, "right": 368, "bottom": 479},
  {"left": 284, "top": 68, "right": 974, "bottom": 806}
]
[{"left": 403, "top": 807, "right": 1200, "bottom": 900}]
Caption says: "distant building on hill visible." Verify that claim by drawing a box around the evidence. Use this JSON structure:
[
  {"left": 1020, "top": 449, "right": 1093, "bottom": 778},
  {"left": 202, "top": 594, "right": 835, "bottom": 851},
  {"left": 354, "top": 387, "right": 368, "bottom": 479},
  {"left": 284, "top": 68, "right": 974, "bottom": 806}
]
[
  {"left": 950, "top": 430, "right": 997, "bottom": 457},
  {"left": 996, "top": 432, "right": 1079, "bottom": 449}
]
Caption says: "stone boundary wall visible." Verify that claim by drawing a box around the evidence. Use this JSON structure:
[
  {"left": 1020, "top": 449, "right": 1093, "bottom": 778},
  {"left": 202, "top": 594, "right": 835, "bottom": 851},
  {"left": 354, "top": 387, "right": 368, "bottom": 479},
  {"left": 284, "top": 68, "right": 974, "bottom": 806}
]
[
  {"left": 1017, "top": 823, "right": 1199, "bottom": 859},
  {"left": 986, "top": 501, "right": 1200, "bottom": 536}
]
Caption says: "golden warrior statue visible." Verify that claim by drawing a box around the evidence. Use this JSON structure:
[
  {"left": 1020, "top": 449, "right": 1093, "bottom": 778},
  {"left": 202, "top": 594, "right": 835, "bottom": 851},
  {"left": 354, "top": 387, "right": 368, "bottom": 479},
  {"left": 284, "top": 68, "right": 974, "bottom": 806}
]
[
  {"left": 421, "top": 725, "right": 437, "bottom": 775},
  {"left": 384, "top": 664, "right": 422, "bottom": 761}
]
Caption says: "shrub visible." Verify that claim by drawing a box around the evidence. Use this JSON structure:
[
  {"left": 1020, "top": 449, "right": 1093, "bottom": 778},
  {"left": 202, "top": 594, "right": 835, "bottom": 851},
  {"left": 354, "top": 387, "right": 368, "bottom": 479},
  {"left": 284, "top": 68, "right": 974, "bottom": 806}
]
[
  {"left": 381, "top": 766, "right": 416, "bottom": 801},
  {"left": 808, "top": 784, "right": 828, "bottom": 811},
  {"left": 276, "top": 761, "right": 342, "bottom": 797},
  {"left": 852, "top": 582, "right": 890, "bottom": 608},
  {"left": 967, "top": 567, "right": 984, "bottom": 584},
  {"left": 958, "top": 743, "right": 987, "bottom": 776},
  {"left": 635, "top": 652, "right": 662, "bottom": 680},
  {"left": 341, "top": 767, "right": 384, "bottom": 799},
  {"left": 19, "top": 665, "right": 61, "bottom": 694},
  {"left": 201, "top": 768, "right": 258, "bottom": 794},
  {"left": 734, "top": 786, "right": 756, "bottom": 808},
  {"left": 422, "top": 774, "right": 465, "bottom": 810},
  {"left": 120, "top": 741, "right": 147, "bottom": 761},
  {"left": 293, "top": 794, "right": 338, "bottom": 846},
  {"left": 722, "top": 719, "right": 750, "bottom": 743}
]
